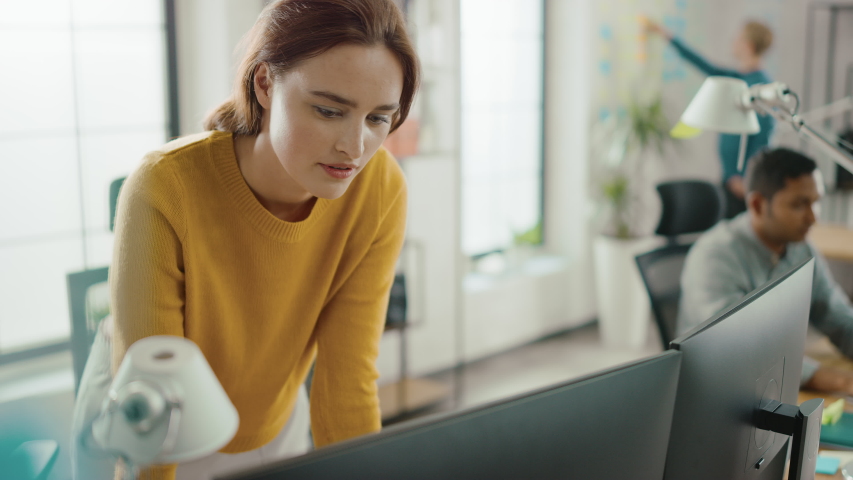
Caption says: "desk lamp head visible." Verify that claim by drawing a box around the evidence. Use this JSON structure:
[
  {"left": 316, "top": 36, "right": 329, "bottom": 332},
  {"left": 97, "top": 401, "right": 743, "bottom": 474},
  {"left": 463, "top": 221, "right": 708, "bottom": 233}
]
[{"left": 90, "top": 336, "right": 239, "bottom": 468}]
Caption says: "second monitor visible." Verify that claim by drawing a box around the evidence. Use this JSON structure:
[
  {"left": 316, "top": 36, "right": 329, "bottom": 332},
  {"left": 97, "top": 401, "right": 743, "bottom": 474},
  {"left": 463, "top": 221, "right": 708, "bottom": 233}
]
[{"left": 664, "top": 258, "right": 818, "bottom": 480}]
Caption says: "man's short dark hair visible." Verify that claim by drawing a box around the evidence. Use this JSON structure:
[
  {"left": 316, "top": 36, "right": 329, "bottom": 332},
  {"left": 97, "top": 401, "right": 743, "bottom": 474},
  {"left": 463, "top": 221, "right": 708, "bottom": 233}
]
[{"left": 745, "top": 148, "right": 818, "bottom": 201}]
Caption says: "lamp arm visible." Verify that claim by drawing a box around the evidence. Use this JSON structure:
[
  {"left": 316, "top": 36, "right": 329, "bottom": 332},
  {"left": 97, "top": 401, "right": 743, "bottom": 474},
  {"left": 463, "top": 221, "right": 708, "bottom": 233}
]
[
  {"left": 796, "top": 120, "right": 853, "bottom": 174},
  {"left": 751, "top": 96, "right": 853, "bottom": 174},
  {"left": 799, "top": 96, "right": 853, "bottom": 124}
]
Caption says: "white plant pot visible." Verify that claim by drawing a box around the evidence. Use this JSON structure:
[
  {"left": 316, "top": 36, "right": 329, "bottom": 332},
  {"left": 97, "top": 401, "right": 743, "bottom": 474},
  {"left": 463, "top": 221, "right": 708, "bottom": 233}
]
[{"left": 593, "top": 235, "right": 662, "bottom": 349}]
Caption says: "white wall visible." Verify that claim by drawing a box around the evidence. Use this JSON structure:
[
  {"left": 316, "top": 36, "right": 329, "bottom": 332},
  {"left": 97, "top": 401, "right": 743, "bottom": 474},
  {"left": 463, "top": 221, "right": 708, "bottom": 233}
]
[{"left": 174, "top": 0, "right": 266, "bottom": 135}]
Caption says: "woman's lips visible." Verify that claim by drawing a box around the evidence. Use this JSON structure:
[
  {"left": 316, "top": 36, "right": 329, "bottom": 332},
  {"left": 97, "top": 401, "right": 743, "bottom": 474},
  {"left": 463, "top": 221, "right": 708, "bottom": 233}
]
[{"left": 320, "top": 163, "right": 357, "bottom": 179}]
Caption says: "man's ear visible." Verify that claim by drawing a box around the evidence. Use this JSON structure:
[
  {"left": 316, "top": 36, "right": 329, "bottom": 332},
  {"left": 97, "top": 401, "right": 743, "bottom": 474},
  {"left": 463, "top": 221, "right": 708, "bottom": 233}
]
[
  {"left": 747, "top": 191, "right": 765, "bottom": 216},
  {"left": 254, "top": 63, "right": 273, "bottom": 110}
]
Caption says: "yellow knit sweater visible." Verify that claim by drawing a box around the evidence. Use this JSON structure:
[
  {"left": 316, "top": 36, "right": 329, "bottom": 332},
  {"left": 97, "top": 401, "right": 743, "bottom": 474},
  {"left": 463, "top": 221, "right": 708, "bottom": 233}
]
[{"left": 109, "top": 130, "right": 406, "bottom": 479}]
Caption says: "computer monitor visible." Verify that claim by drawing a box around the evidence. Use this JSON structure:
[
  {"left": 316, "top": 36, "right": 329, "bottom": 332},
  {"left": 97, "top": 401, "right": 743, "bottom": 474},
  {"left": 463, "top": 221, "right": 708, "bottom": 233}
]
[
  {"left": 219, "top": 351, "right": 682, "bottom": 480},
  {"left": 664, "top": 258, "right": 818, "bottom": 480}
]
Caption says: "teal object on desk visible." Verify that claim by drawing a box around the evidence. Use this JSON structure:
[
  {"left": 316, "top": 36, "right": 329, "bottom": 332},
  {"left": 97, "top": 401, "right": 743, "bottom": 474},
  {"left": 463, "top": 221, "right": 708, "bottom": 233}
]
[
  {"left": 817, "top": 456, "right": 840, "bottom": 475},
  {"left": 821, "top": 411, "right": 853, "bottom": 448}
]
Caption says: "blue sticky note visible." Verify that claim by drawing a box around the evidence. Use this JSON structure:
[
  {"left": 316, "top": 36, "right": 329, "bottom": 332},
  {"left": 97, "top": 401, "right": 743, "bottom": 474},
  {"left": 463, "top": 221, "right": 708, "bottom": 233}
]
[
  {"left": 599, "top": 60, "right": 612, "bottom": 76},
  {"left": 600, "top": 24, "right": 612, "bottom": 40},
  {"left": 816, "top": 456, "right": 841, "bottom": 475}
]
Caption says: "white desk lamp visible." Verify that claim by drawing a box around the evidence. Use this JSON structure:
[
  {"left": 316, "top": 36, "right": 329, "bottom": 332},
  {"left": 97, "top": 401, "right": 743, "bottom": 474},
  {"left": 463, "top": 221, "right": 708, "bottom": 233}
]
[
  {"left": 673, "top": 76, "right": 853, "bottom": 174},
  {"left": 88, "top": 336, "right": 239, "bottom": 479}
]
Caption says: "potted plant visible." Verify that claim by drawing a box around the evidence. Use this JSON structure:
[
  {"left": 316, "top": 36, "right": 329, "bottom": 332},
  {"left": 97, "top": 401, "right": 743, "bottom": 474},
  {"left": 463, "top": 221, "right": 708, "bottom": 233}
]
[{"left": 591, "top": 95, "right": 675, "bottom": 349}]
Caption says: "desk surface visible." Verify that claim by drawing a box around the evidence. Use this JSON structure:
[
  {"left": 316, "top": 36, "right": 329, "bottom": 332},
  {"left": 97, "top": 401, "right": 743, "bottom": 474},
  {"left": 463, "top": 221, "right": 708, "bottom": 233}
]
[
  {"left": 802, "top": 338, "right": 853, "bottom": 479},
  {"left": 810, "top": 224, "right": 853, "bottom": 263}
]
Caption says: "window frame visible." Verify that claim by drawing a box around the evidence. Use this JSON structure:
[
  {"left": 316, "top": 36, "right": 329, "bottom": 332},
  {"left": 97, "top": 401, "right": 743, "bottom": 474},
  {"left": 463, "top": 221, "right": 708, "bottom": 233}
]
[
  {"left": 459, "top": 0, "right": 547, "bottom": 258},
  {"left": 0, "top": 0, "right": 179, "bottom": 366}
]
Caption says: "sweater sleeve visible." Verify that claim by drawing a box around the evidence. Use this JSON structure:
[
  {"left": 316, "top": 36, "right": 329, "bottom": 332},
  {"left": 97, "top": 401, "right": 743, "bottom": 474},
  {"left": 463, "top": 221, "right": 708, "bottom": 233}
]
[
  {"left": 309, "top": 171, "right": 408, "bottom": 447},
  {"left": 110, "top": 155, "right": 187, "bottom": 480},
  {"left": 677, "top": 244, "right": 751, "bottom": 335},
  {"left": 808, "top": 248, "right": 853, "bottom": 359},
  {"left": 670, "top": 37, "right": 743, "bottom": 79}
]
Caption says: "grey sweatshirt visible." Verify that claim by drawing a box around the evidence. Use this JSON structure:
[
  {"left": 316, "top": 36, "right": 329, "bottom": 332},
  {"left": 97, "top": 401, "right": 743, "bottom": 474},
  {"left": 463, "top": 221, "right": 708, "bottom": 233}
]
[{"left": 677, "top": 213, "right": 853, "bottom": 382}]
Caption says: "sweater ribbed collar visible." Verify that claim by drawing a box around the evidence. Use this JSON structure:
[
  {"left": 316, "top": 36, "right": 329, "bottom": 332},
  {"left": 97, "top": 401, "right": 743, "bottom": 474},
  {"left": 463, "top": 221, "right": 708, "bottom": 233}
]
[{"left": 210, "top": 131, "right": 330, "bottom": 243}]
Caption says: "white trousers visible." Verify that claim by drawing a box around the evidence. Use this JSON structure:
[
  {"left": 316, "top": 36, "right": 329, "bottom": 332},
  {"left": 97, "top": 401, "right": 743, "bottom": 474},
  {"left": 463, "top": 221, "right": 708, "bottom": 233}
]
[
  {"left": 174, "top": 385, "right": 311, "bottom": 480},
  {"left": 71, "top": 319, "right": 312, "bottom": 480}
]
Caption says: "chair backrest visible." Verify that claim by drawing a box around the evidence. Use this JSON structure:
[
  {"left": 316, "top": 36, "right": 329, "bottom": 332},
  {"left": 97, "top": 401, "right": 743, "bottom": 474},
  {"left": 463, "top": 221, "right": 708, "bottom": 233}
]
[
  {"left": 109, "top": 177, "right": 126, "bottom": 232},
  {"left": 655, "top": 180, "right": 723, "bottom": 237},
  {"left": 66, "top": 267, "right": 110, "bottom": 394},
  {"left": 635, "top": 244, "right": 692, "bottom": 348}
]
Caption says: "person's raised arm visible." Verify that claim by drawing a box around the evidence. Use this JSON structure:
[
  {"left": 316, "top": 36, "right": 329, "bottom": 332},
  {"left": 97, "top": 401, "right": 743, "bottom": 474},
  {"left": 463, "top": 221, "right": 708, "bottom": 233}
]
[
  {"left": 643, "top": 17, "right": 743, "bottom": 78},
  {"left": 807, "top": 249, "right": 853, "bottom": 358}
]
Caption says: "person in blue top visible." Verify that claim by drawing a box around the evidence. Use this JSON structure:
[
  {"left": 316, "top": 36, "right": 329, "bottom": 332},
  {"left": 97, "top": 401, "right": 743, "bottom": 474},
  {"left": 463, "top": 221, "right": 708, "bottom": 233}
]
[{"left": 646, "top": 19, "right": 776, "bottom": 218}]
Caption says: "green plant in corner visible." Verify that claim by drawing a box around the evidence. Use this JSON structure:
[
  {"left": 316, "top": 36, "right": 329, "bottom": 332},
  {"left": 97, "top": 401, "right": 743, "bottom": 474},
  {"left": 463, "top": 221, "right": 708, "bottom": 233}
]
[
  {"left": 593, "top": 94, "right": 676, "bottom": 239},
  {"left": 513, "top": 220, "right": 543, "bottom": 246},
  {"left": 628, "top": 96, "right": 670, "bottom": 157},
  {"left": 600, "top": 174, "right": 631, "bottom": 239}
]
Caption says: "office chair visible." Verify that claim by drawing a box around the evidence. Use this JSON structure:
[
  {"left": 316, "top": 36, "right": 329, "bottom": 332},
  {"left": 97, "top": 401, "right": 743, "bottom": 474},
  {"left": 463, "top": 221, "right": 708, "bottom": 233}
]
[
  {"left": 7, "top": 440, "right": 59, "bottom": 480},
  {"left": 654, "top": 180, "right": 723, "bottom": 239},
  {"left": 109, "top": 177, "right": 126, "bottom": 233},
  {"left": 635, "top": 180, "right": 724, "bottom": 347},
  {"left": 65, "top": 176, "right": 125, "bottom": 393},
  {"left": 67, "top": 267, "right": 110, "bottom": 394}
]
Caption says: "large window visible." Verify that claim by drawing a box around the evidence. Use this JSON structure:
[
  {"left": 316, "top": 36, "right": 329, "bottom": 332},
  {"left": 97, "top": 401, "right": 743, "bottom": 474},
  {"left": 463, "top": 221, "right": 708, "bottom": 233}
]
[
  {"left": 0, "top": 1, "right": 174, "bottom": 358},
  {"left": 460, "top": 0, "right": 545, "bottom": 256}
]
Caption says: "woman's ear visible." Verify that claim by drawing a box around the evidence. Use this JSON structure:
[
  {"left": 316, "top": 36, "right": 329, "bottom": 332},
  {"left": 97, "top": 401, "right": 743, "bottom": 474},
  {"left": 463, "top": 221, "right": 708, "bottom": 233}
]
[{"left": 254, "top": 63, "right": 273, "bottom": 110}]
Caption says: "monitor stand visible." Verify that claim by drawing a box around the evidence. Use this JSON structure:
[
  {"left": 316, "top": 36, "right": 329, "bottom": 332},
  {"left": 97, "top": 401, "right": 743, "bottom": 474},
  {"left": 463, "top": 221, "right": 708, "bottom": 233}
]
[{"left": 755, "top": 398, "right": 824, "bottom": 480}]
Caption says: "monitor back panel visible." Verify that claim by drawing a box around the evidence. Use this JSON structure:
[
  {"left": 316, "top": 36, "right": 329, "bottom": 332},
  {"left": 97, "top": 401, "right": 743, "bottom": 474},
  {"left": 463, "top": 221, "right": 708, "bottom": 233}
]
[
  {"left": 220, "top": 351, "right": 682, "bottom": 480},
  {"left": 664, "top": 259, "right": 814, "bottom": 480}
]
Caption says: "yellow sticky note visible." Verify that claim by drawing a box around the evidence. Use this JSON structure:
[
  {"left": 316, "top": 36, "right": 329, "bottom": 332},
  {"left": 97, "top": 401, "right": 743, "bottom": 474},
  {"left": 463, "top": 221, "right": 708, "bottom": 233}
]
[
  {"left": 670, "top": 121, "right": 702, "bottom": 139},
  {"left": 822, "top": 398, "right": 845, "bottom": 425}
]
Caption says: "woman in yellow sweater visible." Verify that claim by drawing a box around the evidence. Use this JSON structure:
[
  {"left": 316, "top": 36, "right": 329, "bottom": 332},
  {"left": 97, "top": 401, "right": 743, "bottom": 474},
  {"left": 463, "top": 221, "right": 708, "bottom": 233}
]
[{"left": 108, "top": 0, "right": 419, "bottom": 478}]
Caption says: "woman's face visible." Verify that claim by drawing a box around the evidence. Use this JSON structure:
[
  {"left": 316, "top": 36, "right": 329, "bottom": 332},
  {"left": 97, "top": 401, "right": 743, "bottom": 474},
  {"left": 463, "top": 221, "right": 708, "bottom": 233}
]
[
  {"left": 257, "top": 44, "right": 404, "bottom": 200},
  {"left": 732, "top": 31, "right": 755, "bottom": 61}
]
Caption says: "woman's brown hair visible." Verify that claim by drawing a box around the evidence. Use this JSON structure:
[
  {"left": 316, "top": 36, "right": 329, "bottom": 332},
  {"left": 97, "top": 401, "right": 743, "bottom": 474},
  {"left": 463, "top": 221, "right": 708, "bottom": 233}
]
[
  {"left": 204, "top": 0, "right": 420, "bottom": 135},
  {"left": 743, "top": 21, "right": 773, "bottom": 57}
]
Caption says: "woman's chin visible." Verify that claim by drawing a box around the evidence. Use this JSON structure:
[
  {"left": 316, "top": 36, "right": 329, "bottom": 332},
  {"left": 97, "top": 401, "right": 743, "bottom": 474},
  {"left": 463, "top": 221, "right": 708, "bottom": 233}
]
[{"left": 309, "top": 184, "right": 350, "bottom": 201}]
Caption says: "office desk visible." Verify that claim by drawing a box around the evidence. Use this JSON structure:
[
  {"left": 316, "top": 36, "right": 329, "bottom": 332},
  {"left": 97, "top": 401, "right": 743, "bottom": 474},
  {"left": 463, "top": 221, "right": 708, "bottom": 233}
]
[
  {"left": 802, "top": 338, "right": 853, "bottom": 479},
  {"left": 810, "top": 224, "right": 853, "bottom": 263}
]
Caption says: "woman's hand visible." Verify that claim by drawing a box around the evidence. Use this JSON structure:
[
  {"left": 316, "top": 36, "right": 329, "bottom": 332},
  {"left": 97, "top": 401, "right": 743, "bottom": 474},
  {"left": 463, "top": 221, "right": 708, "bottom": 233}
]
[{"left": 640, "top": 16, "right": 672, "bottom": 40}]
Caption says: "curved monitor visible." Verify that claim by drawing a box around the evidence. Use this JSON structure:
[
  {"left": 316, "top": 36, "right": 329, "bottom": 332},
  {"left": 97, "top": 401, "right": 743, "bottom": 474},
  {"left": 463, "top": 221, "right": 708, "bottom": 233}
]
[
  {"left": 219, "top": 351, "right": 682, "bottom": 480},
  {"left": 664, "top": 258, "right": 815, "bottom": 480}
]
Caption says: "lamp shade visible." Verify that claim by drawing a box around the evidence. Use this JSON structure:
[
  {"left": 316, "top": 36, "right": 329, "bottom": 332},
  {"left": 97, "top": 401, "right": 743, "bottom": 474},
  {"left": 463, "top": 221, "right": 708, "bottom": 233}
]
[
  {"left": 92, "top": 336, "right": 239, "bottom": 466},
  {"left": 680, "top": 77, "right": 760, "bottom": 134}
]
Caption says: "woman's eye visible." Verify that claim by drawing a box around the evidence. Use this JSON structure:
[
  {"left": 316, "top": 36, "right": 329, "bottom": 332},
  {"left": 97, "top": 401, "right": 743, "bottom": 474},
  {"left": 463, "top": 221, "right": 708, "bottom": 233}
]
[
  {"left": 368, "top": 115, "right": 390, "bottom": 125},
  {"left": 315, "top": 107, "right": 340, "bottom": 118}
]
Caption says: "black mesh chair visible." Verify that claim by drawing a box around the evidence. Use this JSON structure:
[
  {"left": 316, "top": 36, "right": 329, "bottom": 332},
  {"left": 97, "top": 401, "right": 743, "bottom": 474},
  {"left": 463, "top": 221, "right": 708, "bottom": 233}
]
[
  {"left": 654, "top": 180, "right": 723, "bottom": 238},
  {"left": 635, "top": 180, "right": 724, "bottom": 347},
  {"left": 635, "top": 245, "right": 691, "bottom": 347}
]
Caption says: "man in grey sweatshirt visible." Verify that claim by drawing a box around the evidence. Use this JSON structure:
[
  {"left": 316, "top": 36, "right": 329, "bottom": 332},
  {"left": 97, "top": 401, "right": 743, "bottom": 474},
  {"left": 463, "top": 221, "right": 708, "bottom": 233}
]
[{"left": 678, "top": 148, "right": 853, "bottom": 393}]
